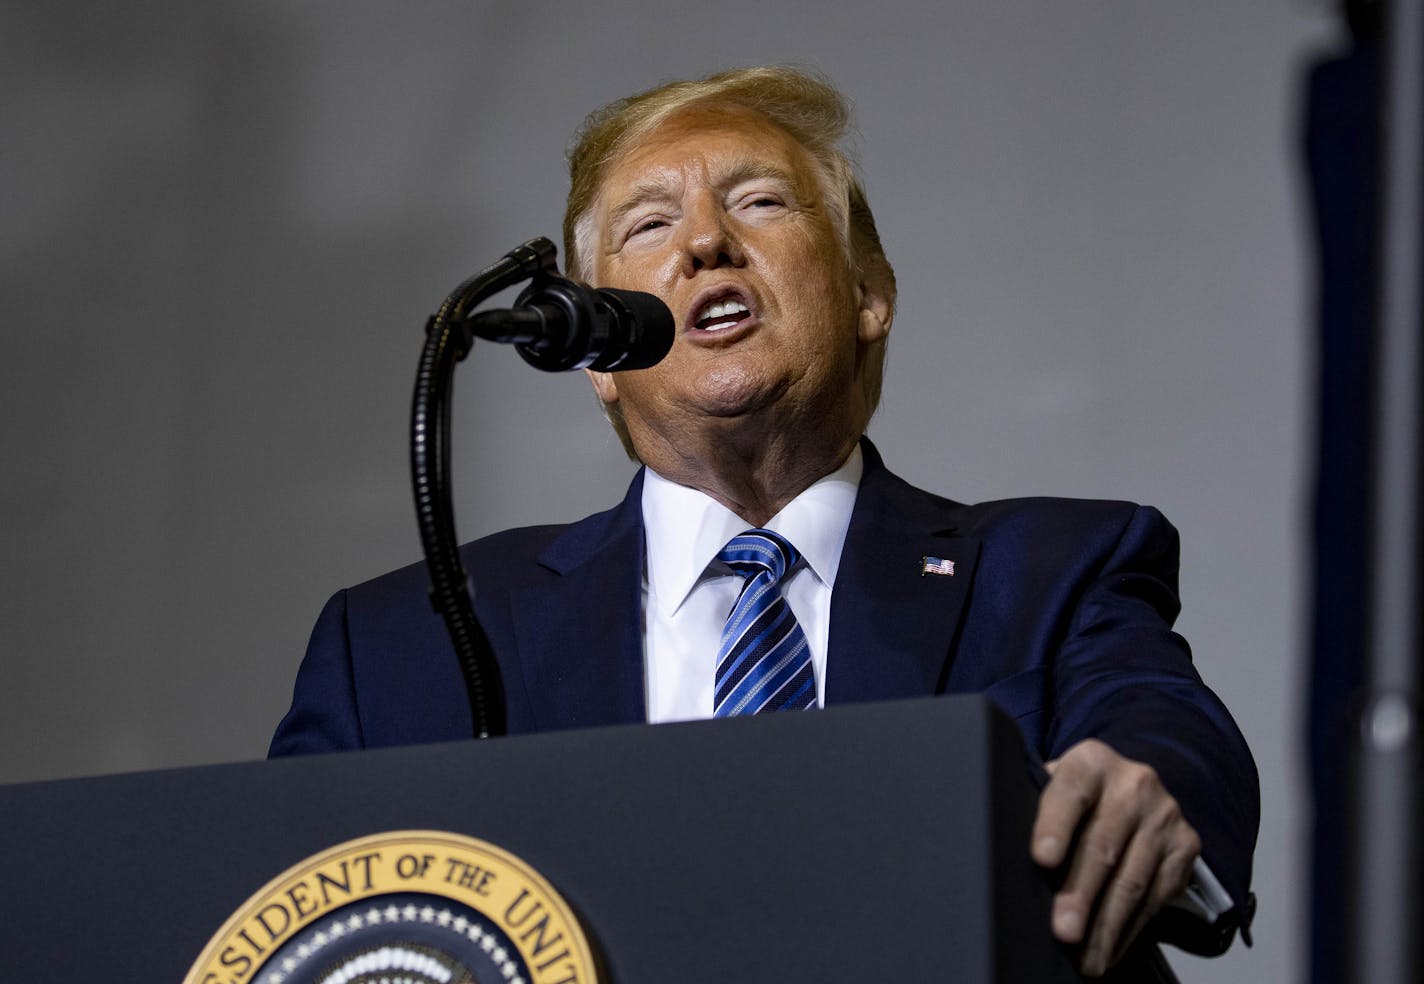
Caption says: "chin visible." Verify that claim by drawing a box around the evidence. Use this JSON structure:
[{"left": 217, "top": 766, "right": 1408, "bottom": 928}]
[
  {"left": 693, "top": 363, "right": 786, "bottom": 411},
  {"left": 694, "top": 385, "right": 783, "bottom": 421}
]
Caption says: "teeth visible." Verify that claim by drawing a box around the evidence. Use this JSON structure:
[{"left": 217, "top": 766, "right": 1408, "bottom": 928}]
[{"left": 695, "top": 298, "right": 749, "bottom": 325}]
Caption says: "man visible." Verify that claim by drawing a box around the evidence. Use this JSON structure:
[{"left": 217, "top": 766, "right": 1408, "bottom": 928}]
[{"left": 272, "top": 67, "right": 1258, "bottom": 977}]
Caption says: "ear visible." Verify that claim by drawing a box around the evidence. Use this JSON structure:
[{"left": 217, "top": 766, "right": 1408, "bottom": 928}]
[
  {"left": 585, "top": 368, "right": 619, "bottom": 406},
  {"left": 857, "top": 280, "right": 892, "bottom": 345}
]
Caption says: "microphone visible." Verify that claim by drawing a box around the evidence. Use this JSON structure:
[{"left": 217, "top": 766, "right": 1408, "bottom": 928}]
[
  {"left": 414, "top": 239, "right": 671, "bottom": 740},
  {"left": 459, "top": 273, "right": 673, "bottom": 373}
]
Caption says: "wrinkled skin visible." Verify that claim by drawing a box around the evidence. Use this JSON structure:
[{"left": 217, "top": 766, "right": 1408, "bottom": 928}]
[{"left": 584, "top": 105, "right": 890, "bottom": 527}]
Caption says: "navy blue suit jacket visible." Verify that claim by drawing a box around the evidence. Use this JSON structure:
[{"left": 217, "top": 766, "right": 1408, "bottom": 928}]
[{"left": 271, "top": 440, "right": 1258, "bottom": 917}]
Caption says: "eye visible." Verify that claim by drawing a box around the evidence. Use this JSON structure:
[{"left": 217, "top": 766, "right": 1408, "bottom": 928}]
[
  {"left": 626, "top": 215, "right": 670, "bottom": 241},
  {"left": 735, "top": 191, "right": 788, "bottom": 216}
]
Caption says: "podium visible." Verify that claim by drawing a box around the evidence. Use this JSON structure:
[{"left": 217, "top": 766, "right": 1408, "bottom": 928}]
[{"left": 2, "top": 696, "right": 1106, "bottom": 981}]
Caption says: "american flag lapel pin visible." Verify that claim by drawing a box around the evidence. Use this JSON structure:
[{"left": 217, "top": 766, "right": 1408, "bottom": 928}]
[{"left": 921, "top": 556, "right": 955, "bottom": 577}]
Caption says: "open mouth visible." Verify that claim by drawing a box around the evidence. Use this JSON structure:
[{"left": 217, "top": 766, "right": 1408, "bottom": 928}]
[{"left": 691, "top": 296, "right": 753, "bottom": 332}]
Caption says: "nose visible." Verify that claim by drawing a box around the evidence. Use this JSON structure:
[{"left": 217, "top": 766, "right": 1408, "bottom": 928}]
[{"left": 678, "top": 194, "right": 745, "bottom": 276}]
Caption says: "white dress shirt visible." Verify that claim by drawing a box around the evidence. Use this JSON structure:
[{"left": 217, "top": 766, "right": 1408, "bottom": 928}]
[{"left": 640, "top": 446, "right": 863, "bottom": 723}]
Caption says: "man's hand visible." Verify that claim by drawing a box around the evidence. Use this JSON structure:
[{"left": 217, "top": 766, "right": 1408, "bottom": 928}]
[{"left": 1030, "top": 739, "right": 1201, "bottom": 977}]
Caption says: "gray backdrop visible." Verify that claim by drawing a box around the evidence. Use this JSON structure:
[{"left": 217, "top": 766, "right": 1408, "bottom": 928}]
[{"left": 3, "top": 2, "right": 1339, "bottom": 980}]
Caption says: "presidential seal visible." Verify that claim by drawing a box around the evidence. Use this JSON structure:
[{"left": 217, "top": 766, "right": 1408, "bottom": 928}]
[{"left": 183, "top": 830, "right": 598, "bottom": 984}]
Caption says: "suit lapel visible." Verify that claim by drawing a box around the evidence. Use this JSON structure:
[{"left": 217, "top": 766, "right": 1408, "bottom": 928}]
[
  {"left": 826, "top": 441, "right": 981, "bottom": 703},
  {"left": 508, "top": 472, "right": 647, "bottom": 730},
  {"left": 501, "top": 443, "right": 979, "bottom": 723}
]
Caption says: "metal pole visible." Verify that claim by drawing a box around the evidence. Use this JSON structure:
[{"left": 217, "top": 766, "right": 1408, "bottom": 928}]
[{"left": 1346, "top": 0, "right": 1423, "bottom": 980}]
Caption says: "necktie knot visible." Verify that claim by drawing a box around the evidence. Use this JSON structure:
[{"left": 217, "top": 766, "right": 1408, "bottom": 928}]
[{"left": 717, "top": 528, "right": 800, "bottom": 583}]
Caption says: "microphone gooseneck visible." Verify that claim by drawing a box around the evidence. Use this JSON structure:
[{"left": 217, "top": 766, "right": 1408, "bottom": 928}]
[{"left": 410, "top": 237, "right": 673, "bottom": 739}]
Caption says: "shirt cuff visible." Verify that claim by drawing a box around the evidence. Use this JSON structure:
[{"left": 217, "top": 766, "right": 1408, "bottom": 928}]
[{"left": 1157, "top": 857, "right": 1255, "bottom": 954}]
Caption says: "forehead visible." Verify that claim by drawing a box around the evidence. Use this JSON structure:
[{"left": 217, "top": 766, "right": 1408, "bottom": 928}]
[{"left": 598, "top": 105, "right": 818, "bottom": 201}]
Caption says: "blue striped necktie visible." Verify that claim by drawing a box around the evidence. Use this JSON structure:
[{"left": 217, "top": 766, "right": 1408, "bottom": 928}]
[{"left": 713, "top": 529, "right": 818, "bottom": 716}]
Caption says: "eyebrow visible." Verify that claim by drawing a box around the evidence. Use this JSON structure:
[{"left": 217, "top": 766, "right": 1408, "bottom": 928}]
[
  {"left": 719, "top": 157, "right": 799, "bottom": 190},
  {"left": 605, "top": 176, "right": 679, "bottom": 231},
  {"left": 603, "top": 157, "right": 800, "bottom": 231}
]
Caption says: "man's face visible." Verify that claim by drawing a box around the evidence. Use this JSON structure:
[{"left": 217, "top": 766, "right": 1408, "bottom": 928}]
[{"left": 583, "top": 105, "right": 889, "bottom": 454}]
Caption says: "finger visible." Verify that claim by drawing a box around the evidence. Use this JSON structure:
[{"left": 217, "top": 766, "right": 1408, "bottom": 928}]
[
  {"left": 1031, "top": 742, "right": 1110, "bottom": 869},
  {"left": 1100, "top": 831, "right": 1199, "bottom": 974},
  {"left": 1078, "top": 829, "right": 1165, "bottom": 976},
  {"left": 1084, "top": 804, "right": 1201, "bottom": 975},
  {"left": 1107, "top": 899, "right": 1161, "bottom": 974},
  {"left": 1049, "top": 796, "right": 1140, "bottom": 946}
]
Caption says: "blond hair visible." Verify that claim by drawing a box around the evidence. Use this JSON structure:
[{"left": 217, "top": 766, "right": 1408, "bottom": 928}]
[{"left": 564, "top": 67, "right": 896, "bottom": 456}]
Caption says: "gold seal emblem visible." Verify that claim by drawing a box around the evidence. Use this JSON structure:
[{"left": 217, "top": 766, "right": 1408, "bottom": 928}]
[{"left": 183, "top": 830, "right": 598, "bottom": 984}]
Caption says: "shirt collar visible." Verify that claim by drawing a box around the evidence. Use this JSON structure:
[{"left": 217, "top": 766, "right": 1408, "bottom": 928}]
[{"left": 641, "top": 445, "right": 864, "bottom": 618}]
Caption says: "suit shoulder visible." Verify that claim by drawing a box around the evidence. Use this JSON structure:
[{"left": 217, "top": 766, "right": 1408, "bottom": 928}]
[
  {"left": 865, "top": 457, "right": 1176, "bottom": 556},
  {"left": 954, "top": 496, "right": 1181, "bottom": 584},
  {"left": 865, "top": 455, "right": 1164, "bottom": 538},
  {"left": 956, "top": 495, "right": 1162, "bottom": 532},
  {"left": 337, "top": 522, "right": 574, "bottom": 607},
  {"left": 463, "top": 523, "right": 577, "bottom": 571},
  {"left": 342, "top": 490, "right": 636, "bottom": 604}
]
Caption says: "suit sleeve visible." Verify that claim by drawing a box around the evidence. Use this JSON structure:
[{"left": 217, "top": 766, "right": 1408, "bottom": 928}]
[
  {"left": 268, "top": 590, "right": 366, "bottom": 756},
  {"left": 1045, "top": 505, "right": 1259, "bottom": 943}
]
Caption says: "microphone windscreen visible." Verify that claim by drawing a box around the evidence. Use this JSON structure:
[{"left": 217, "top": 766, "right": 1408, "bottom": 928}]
[{"left": 587, "top": 288, "right": 675, "bottom": 372}]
